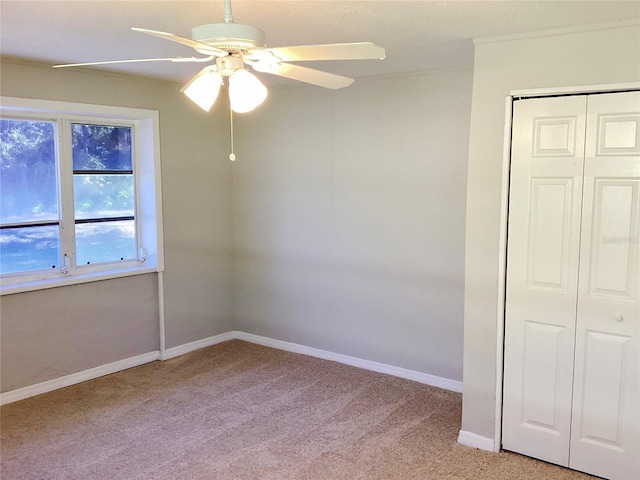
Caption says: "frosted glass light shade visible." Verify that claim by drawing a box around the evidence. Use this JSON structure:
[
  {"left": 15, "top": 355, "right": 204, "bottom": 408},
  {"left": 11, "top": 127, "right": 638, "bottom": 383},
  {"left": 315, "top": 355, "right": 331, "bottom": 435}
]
[
  {"left": 229, "top": 69, "right": 267, "bottom": 113},
  {"left": 181, "top": 67, "right": 223, "bottom": 112}
]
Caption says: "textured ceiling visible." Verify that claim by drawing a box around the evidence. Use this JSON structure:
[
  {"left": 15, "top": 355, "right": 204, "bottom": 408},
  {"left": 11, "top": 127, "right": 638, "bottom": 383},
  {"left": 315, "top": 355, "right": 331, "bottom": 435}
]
[{"left": 1, "top": 0, "right": 639, "bottom": 87}]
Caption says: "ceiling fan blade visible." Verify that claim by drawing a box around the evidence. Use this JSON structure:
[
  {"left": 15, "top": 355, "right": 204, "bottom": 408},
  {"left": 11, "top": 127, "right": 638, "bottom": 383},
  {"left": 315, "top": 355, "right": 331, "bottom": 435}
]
[
  {"left": 131, "top": 27, "right": 228, "bottom": 57},
  {"left": 261, "top": 63, "right": 354, "bottom": 89},
  {"left": 53, "top": 56, "right": 215, "bottom": 69},
  {"left": 259, "top": 42, "right": 385, "bottom": 62}
]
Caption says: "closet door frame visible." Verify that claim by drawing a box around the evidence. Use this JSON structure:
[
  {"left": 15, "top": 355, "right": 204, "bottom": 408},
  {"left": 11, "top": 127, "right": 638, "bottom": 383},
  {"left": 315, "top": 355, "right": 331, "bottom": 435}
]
[{"left": 494, "top": 82, "right": 640, "bottom": 453}]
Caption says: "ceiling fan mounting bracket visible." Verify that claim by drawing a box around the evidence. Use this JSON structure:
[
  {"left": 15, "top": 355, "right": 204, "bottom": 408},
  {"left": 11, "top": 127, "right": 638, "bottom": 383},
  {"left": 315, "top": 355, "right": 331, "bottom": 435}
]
[{"left": 192, "top": 23, "right": 266, "bottom": 53}]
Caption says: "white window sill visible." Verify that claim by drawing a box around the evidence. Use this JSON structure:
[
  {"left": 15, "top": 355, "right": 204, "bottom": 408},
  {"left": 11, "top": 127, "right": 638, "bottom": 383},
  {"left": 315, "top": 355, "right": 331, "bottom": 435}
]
[{"left": 0, "top": 266, "right": 160, "bottom": 296}]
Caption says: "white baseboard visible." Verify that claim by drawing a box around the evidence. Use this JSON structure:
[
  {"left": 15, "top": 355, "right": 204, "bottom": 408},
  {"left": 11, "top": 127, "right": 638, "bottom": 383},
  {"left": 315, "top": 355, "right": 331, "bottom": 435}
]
[
  {"left": 0, "top": 351, "right": 160, "bottom": 406},
  {"left": 235, "top": 331, "right": 463, "bottom": 393},
  {"left": 457, "top": 430, "right": 496, "bottom": 452},
  {"left": 160, "top": 331, "right": 237, "bottom": 360},
  {"left": 1, "top": 330, "right": 463, "bottom": 406}
]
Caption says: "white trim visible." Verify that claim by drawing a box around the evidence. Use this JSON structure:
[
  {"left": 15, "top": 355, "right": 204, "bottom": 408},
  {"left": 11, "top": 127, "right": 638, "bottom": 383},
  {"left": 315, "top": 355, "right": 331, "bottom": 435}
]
[
  {"left": 457, "top": 430, "right": 495, "bottom": 452},
  {"left": 0, "top": 96, "right": 161, "bottom": 120},
  {"left": 158, "top": 271, "right": 166, "bottom": 353},
  {"left": 493, "top": 97, "right": 514, "bottom": 453},
  {"left": 235, "top": 332, "right": 463, "bottom": 393},
  {"left": 0, "top": 351, "right": 160, "bottom": 406},
  {"left": 511, "top": 82, "right": 640, "bottom": 98},
  {"left": 1, "top": 330, "right": 463, "bottom": 405},
  {"left": 0, "top": 267, "right": 157, "bottom": 296},
  {"left": 0, "top": 331, "right": 237, "bottom": 405},
  {"left": 474, "top": 18, "right": 640, "bottom": 45},
  {"left": 160, "top": 331, "right": 237, "bottom": 360}
]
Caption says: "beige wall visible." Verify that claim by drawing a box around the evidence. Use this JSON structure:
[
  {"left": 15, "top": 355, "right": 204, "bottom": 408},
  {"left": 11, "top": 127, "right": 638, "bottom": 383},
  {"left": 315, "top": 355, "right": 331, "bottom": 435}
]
[
  {"left": 0, "top": 59, "right": 234, "bottom": 392},
  {"left": 463, "top": 22, "right": 640, "bottom": 440},
  {"left": 233, "top": 69, "right": 473, "bottom": 380},
  {"left": 0, "top": 275, "right": 158, "bottom": 391},
  {"left": 1, "top": 60, "right": 471, "bottom": 394}
]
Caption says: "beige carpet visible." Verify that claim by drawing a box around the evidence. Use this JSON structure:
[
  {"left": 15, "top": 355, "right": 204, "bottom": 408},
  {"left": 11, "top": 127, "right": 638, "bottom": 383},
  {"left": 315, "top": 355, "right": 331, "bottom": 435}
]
[{"left": 1, "top": 340, "right": 596, "bottom": 480}]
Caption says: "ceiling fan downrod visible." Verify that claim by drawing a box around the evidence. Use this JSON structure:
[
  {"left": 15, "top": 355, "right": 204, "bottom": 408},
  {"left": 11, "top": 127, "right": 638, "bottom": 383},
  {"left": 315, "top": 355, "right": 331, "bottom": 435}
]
[{"left": 223, "top": 0, "right": 234, "bottom": 24}]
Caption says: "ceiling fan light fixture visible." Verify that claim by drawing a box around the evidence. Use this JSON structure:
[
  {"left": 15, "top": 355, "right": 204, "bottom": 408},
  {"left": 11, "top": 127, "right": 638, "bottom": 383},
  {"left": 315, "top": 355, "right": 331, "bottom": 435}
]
[
  {"left": 229, "top": 69, "right": 268, "bottom": 113},
  {"left": 53, "top": 0, "right": 385, "bottom": 119},
  {"left": 181, "top": 66, "right": 223, "bottom": 112}
]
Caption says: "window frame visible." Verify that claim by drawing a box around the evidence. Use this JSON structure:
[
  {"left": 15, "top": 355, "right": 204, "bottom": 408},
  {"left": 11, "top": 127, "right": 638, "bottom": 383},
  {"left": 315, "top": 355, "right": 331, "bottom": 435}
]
[{"left": 0, "top": 97, "right": 164, "bottom": 295}]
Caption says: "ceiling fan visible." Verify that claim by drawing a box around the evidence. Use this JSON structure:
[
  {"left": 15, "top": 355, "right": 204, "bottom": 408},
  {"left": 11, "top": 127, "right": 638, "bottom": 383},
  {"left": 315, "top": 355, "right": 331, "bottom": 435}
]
[{"left": 54, "top": 0, "right": 386, "bottom": 115}]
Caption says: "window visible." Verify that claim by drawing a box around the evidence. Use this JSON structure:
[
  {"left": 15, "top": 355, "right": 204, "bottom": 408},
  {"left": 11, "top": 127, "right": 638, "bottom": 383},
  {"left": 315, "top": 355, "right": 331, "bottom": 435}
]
[
  {"left": 72, "top": 123, "right": 136, "bottom": 266},
  {"left": 0, "top": 119, "right": 59, "bottom": 274},
  {"left": 0, "top": 97, "right": 163, "bottom": 294}
]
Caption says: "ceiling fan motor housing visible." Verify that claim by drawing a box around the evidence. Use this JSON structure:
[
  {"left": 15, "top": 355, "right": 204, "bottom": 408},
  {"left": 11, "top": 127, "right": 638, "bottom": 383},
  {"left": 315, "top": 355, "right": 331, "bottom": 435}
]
[{"left": 192, "top": 23, "right": 266, "bottom": 53}]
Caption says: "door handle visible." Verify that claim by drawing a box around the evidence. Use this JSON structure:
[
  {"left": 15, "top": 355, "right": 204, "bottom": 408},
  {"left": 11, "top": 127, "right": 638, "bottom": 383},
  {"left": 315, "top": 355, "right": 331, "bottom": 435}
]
[{"left": 614, "top": 314, "right": 624, "bottom": 322}]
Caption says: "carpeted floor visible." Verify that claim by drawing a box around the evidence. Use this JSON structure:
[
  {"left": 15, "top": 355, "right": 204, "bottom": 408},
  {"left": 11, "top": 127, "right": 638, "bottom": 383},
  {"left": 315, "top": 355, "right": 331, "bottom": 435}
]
[{"left": 1, "top": 340, "right": 596, "bottom": 479}]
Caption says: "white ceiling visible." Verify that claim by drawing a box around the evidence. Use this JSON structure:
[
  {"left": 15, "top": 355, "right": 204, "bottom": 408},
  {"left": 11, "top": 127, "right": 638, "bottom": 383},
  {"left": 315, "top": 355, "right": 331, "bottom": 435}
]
[{"left": 1, "top": 0, "right": 638, "bottom": 87}]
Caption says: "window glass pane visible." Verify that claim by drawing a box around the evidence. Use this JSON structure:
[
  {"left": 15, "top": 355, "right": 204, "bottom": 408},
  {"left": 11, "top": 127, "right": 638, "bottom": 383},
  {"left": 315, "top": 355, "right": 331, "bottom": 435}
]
[
  {"left": 75, "top": 220, "right": 136, "bottom": 265},
  {"left": 0, "top": 119, "right": 58, "bottom": 224},
  {"left": 73, "top": 174, "right": 134, "bottom": 220},
  {"left": 72, "top": 124, "right": 132, "bottom": 171},
  {"left": 0, "top": 226, "right": 60, "bottom": 274}
]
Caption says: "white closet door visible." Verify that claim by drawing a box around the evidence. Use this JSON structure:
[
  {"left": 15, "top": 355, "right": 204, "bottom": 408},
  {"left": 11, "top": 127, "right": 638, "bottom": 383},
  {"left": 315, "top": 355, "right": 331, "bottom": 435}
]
[
  {"left": 569, "top": 91, "right": 640, "bottom": 480},
  {"left": 502, "top": 95, "right": 587, "bottom": 466}
]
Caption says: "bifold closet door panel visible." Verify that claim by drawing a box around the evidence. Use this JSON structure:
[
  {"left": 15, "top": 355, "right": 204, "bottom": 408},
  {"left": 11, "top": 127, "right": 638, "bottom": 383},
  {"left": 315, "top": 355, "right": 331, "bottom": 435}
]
[
  {"left": 502, "top": 95, "right": 587, "bottom": 466},
  {"left": 569, "top": 91, "right": 640, "bottom": 480}
]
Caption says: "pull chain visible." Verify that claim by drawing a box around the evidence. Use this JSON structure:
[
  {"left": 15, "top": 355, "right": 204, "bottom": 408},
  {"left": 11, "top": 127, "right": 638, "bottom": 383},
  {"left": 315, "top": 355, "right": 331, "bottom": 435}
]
[{"left": 229, "top": 102, "right": 236, "bottom": 161}]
